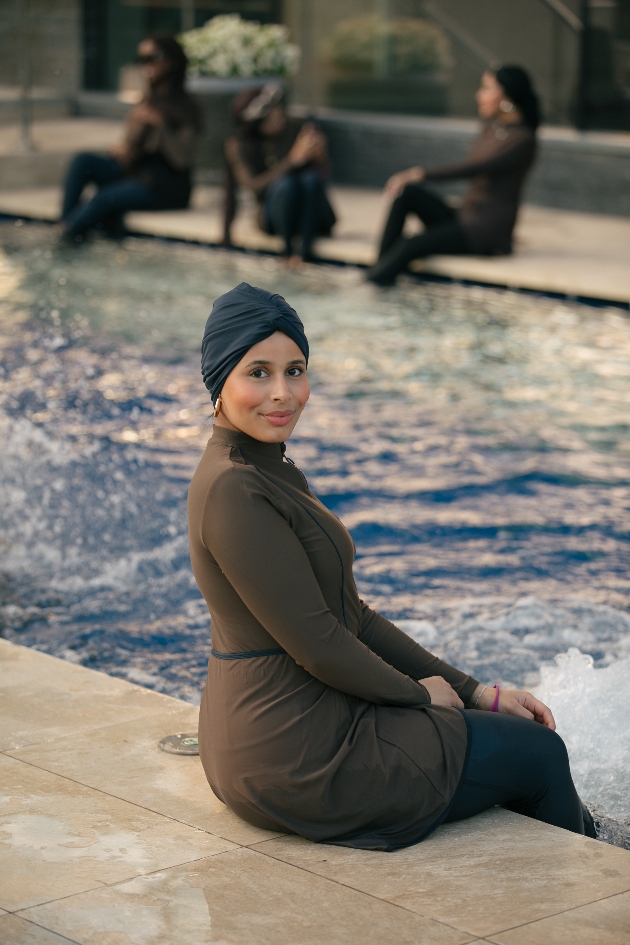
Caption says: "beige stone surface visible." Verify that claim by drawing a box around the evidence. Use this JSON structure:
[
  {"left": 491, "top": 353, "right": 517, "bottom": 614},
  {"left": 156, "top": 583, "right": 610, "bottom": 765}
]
[
  {"left": 2, "top": 641, "right": 630, "bottom": 944},
  {"left": 252, "top": 809, "right": 630, "bottom": 938},
  {"left": 7, "top": 709, "right": 282, "bottom": 847},
  {"left": 0, "top": 754, "right": 235, "bottom": 912},
  {"left": 18, "top": 846, "right": 473, "bottom": 945},
  {"left": 0, "top": 637, "right": 187, "bottom": 751},
  {"left": 0, "top": 119, "right": 122, "bottom": 158},
  {"left": 489, "top": 890, "right": 630, "bottom": 945},
  {"left": 421, "top": 205, "right": 630, "bottom": 305},
  {"left": 0, "top": 913, "right": 81, "bottom": 944},
  {"left": 0, "top": 184, "right": 629, "bottom": 303}
]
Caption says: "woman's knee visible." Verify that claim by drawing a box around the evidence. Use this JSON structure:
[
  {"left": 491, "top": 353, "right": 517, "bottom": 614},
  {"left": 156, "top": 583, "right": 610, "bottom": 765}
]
[
  {"left": 297, "top": 170, "right": 322, "bottom": 191},
  {"left": 539, "top": 727, "right": 571, "bottom": 774},
  {"left": 515, "top": 721, "right": 572, "bottom": 786},
  {"left": 275, "top": 173, "right": 298, "bottom": 197},
  {"left": 69, "top": 151, "right": 98, "bottom": 172}
]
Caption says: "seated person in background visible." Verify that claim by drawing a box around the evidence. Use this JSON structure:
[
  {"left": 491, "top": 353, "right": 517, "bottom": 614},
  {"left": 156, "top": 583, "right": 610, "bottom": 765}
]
[
  {"left": 223, "top": 83, "right": 335, "bottom": 264},
  {"left": 60, "top": 33, "right": 201, "bottom": 243},
  {"left": 368, "top": 65, "right": 539, "bottom": 285}
]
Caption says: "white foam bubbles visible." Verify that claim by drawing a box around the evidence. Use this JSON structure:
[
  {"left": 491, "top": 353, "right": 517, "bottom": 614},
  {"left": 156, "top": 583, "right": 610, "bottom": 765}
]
[{"left": 534, "top": 648, "right": 630, "bottom": 819}]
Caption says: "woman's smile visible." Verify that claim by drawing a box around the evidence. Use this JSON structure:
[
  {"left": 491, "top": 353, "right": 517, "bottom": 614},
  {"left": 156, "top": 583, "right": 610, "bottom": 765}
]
[{"left": 263, "top": 409, "right": 295, "bottom": 427}]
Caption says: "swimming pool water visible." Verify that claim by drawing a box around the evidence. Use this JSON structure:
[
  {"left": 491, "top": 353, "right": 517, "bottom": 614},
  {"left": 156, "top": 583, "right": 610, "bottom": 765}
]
[{"left": 1, "top": 221, "right": 629, "bottom": 818}]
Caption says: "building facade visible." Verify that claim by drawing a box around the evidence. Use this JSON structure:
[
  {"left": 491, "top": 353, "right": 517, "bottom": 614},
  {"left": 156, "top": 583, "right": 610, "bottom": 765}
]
[{"left": 2, "top": 0, "right": 629, "bottom": 130}]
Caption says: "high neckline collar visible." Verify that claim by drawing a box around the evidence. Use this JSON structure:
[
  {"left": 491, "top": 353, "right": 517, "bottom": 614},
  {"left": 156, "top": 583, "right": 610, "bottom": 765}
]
[{"left": 211, "top": 424, "right": 285, "bottom": 459}]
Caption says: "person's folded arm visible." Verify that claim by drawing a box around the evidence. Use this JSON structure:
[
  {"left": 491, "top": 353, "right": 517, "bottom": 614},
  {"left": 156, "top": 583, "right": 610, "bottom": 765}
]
[
  {"left": 424, "top": 136, "right": 535, "bottom": 182},
  {"left": 159, "top": 124, "right": 199, "bottom": 170},
  {"left": 203, "top": 468, "right": 430, "bottom": 708},
  {"left": 224, "top": 137, "right": 293, "bottom": 197},
  {"left": 359, "top": 601, "right": 479, "bottom": 705}
]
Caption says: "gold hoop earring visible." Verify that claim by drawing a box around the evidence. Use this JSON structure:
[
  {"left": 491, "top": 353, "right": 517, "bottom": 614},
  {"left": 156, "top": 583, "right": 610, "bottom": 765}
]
[
  {"left": 213, "top": 396, "right": 223, "bottom": 418},
  {"left": 500, "top": 99, "right": 515, "bottom": 113}
]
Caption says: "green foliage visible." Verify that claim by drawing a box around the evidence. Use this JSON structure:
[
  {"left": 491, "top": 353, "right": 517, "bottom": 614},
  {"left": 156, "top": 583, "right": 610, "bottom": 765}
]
[{"left": 327, "top": 14, "right": 451, "bottom": 76}]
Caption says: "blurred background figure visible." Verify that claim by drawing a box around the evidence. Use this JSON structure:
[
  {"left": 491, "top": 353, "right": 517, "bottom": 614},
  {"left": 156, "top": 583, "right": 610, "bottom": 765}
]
[
  {"left": 223, "top": 83, "right": 336, "bottom": 264},
  {"left": 368, "top": 65, "right": 540, "bottom": 285},
  {"left": 59, "top": 33, "right": 201, "bottom": 242}
]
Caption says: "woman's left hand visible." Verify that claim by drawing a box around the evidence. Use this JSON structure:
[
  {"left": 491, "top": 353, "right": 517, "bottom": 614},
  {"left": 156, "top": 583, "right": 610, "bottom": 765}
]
[
  {"left": 477, "top": 686, "right": 556, "bottom": 730},
  {"left": 130, "top": 103, "right": 163, "bottom": 127}
]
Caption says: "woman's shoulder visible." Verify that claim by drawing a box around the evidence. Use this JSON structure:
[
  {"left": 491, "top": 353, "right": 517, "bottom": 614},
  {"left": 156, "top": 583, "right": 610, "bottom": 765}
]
[{"left": 190, "top": 439, "right": 274, "bottom": 507}]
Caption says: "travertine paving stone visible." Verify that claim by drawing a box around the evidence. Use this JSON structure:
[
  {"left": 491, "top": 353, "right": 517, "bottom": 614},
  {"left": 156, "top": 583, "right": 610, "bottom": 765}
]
[
  {"left": 3, "top": 641, "right": 630, "bottom": 943},
  {"left": 0, "top": 637, "right": 186, "bottom": 751},
  {"left": 252, "top": 810, "right": 630, "bottom": 938},
  {"left": 18, "top": 847, "right": 474, "bottom": 945},
  {"left": 0, "top": 913, "right": 79, "bottom": 945},
  {"left": 7, "top": 711, "right": 282, "bottom": 846},
  {"left": 489, "top": 890, "right": 630, "bottom": 945},
  {"left": 0, "top": 754, "right": 235, "bottom": 912}
]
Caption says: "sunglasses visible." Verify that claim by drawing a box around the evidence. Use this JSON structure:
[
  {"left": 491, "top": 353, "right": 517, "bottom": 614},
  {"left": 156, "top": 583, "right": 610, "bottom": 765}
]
[{"left": 137, "top": 52, "right": 166, "bottom": 65}]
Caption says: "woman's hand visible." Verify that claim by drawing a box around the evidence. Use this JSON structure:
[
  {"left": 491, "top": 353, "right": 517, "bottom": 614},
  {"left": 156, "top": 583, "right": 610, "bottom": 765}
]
[
  {"left": 129, "top": 103, "right": 163, "bottom": 127},
  {"left": 419, "top": 676, "right": 464, "bottom": 708},
  {"left": 289, "top": 125, "right": 326, "bottom": 167},
  {"left": 476, "top": 685, "right": 556, "bottom": 730},
  {"left": 109, "top": 142, "right": 132, "bottom": 165},
  {"left": 384, "top": 166, "right": 425, "bottom": 200}
]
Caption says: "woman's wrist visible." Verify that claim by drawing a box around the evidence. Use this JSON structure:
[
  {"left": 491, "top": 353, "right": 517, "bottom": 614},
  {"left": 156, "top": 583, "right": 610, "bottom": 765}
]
[
  {"left": 468, "top": 684, "right": 487, "bottom": 709},
  {"left": 469, "top": 684, "right": 496, "bottom": 710}
]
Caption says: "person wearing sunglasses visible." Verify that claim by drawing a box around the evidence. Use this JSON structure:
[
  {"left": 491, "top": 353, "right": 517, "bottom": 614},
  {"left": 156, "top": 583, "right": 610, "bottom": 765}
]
[{"left": 59, "top": 33, "right": 201, "bottom": 242}]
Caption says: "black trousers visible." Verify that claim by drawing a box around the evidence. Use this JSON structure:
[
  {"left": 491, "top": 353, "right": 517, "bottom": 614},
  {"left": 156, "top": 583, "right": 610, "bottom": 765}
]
[
  {"left": 368, "top": 183, "right": 470, "bottom": 285},
  {"left": 264, "top": 170, "right": 336, "bottom": 260},
  {"left": 61, "top": 153, "right": 160, "bottom": 240},
  {"left": 444, "top": 710, "right": 593, "bottom": 836}
]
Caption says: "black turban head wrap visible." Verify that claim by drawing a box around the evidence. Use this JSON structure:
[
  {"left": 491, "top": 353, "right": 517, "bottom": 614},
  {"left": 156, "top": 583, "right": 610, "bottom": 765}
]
[
  {"left": 201, "top": 282, "right": 309, "bottom": 405},
  {"left": 495, "top": 64, "right": 541, "bottom": 131}
]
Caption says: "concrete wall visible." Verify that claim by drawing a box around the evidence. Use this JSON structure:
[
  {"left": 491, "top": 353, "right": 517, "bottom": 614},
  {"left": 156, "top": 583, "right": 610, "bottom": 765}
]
[
  {"left": 0, "top": 0, "right": 81, "bottom": 95},
  {"left": 0, "top": 0, "right": 80, "bottom": 124},
  {"left": 305, "top": 108, "right": 630, "bottom": 217}
]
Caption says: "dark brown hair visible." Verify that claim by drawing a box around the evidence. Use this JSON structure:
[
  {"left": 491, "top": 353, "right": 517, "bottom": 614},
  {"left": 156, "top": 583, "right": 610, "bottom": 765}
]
[{"left": 145, "top": 32, "right": 202, "bottom": 130}]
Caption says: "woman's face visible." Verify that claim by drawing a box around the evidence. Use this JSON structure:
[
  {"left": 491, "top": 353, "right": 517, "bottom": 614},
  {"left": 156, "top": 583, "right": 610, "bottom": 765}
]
[
  {"left": 476, "top": 71, "right": 508, "bottom": 119},
  {"left": 260, "top": 104, "right": 287, "bottom": 137},
  {"left": 137, "top": 39, "right": 170, "bottom": 86},
  {"left": 215, "top": 331, "right": 310, "bottom": 443}
]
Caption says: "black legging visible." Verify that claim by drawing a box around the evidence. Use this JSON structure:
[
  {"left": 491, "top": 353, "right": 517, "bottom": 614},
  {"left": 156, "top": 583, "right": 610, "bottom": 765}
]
[
  {"left": 368, "top": 183, "right": 470, "bottom": 285},
  {"left": 445, "top": 709, "right": 594, "bottom": 836}
]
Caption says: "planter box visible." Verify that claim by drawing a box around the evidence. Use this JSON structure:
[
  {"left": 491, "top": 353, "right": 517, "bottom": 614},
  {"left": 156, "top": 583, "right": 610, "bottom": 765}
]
[
  {"left": 187, "top": 76, "right": 281, "bottom": 171},
  {"left": 327, "top": 74, "right": 449, "bottom": 116}
]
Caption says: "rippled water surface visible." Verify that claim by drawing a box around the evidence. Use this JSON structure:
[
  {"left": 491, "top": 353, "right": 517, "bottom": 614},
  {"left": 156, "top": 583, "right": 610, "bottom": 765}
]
[{"left": 1, "top": 221, "right": 629, "bottom": 816}]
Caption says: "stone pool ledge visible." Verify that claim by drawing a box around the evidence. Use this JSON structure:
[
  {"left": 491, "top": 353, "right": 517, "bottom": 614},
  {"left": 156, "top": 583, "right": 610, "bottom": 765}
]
[
  {"left": 1, "top": 183, "right": 630, "bottom": 307},
  {"left": 1, "top": 638, "right": 629, "bottom": 945}
]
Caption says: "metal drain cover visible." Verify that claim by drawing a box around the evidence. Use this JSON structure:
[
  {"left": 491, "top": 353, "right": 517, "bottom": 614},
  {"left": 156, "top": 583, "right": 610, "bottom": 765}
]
[{"left": 158, "top": 732, "right": 199, "bottom": 755}]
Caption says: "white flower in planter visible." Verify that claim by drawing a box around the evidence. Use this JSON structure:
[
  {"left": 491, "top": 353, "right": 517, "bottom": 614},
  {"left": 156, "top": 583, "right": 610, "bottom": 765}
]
[{"left": 180, "top": 14, "right": 301, "bottom": 79}]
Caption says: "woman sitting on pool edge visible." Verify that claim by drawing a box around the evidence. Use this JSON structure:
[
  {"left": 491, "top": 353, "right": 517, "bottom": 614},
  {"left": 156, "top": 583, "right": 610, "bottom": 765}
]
[
  {"left": 59, "top": 33, "right": 201, "bottom": 243},
  {"left": 188, "top": 282, "right": 595, "bottom": 849},
  {"left": 368, "top": 65, "right": 539, "bottom": 286},
  {"left": 223, "top": 83, "right": 336, "bottom": 264}
]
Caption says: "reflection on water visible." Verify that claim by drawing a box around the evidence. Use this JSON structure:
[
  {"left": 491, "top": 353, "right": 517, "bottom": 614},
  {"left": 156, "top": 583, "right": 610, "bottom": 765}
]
[{"left": 1, "top": 221, "right": 629, "bottom": 809}]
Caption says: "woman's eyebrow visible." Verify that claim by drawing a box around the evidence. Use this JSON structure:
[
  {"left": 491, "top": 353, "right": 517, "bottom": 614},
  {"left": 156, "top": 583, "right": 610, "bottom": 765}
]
[{"left": 244, "top": 358, "right": 306, "bottom": 367}]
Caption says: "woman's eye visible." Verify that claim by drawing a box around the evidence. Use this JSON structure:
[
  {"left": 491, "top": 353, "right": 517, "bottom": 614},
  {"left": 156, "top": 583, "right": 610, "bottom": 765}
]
[
  {"left": 250, "top": 369, "right": 268, "bottom": 378},
  {"left": 287, "top": 367, "right": 303, "bottom": 377}
]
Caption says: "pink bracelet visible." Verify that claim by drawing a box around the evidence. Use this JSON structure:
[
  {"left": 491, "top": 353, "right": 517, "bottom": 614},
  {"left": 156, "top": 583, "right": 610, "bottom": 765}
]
[{"left": 491, "top": 685, "right": 500, "bottom": 712}]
